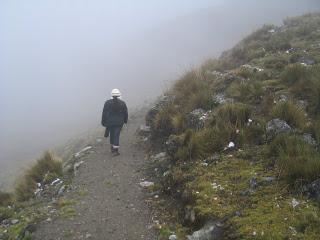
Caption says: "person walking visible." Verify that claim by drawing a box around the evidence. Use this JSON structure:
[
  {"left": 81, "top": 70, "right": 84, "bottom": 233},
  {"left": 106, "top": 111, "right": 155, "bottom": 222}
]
[{"left": 101, "top": 89, "right": 128, "bottom": 156}]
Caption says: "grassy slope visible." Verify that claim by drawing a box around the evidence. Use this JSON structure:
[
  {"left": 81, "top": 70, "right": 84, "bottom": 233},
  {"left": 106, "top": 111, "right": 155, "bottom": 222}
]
[{"left": 148, "top": 13, "right": 320, "bottom": 239}]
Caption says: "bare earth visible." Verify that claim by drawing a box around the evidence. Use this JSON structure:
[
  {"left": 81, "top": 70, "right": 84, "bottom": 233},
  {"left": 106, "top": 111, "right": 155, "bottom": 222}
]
[{"left": 33, "top": 116, "right": 156, "bottom": 240}]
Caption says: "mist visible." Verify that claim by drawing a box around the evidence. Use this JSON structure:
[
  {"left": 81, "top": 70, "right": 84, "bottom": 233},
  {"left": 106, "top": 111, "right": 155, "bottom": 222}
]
[{"left": 1, "top": 0, "right": 319, "bottom": 190}]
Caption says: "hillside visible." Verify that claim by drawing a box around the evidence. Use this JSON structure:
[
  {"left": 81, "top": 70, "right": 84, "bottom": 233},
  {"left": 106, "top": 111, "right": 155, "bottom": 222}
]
[{"left": 144, "top": 13, "right": 320, "bottom": 239}]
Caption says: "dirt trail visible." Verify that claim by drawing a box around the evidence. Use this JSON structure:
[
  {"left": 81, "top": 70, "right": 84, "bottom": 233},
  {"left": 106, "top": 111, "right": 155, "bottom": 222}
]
[{"left": 33, "top": 115, "right": 156, "bottom": 240}]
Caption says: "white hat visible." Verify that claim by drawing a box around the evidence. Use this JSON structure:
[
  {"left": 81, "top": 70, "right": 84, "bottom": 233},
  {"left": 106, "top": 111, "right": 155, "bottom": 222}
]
[{"left": 111, "top": 88, "right": 121, "bottom": 97}]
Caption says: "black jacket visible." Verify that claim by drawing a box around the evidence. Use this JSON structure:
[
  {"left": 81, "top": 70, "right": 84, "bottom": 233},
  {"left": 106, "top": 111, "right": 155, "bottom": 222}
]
[{"left": 101, "top": 98, "right": 128, "bottom": 127}]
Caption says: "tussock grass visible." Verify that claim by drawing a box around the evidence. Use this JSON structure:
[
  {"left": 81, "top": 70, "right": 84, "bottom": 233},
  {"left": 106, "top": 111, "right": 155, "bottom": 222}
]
[
  {"left": 172, "top": 70, "right": 215, "bottom": 111},
  {"left": 289, "top": 65, "right": 320, "bottom": 115},
  {"left": 0, "top": 191, "right": 13, "bottom": 206},
  {"left": 281, "top": 64, "right": 308, "bottom": 85},
  {"left": 15, "top": 151, "right": 62, "bottom": 201},
  {"left": 271, "top": 101, "right": 307, "bottom": 130},
  {"left": 215, "top": 103, "right": 251, "bottom": 129},
  {"left": 174, "top": 104, "right": 254, "bottom": 160},
  {"left": 153, "top": 104, "right": 179, "bottom": 138},
  {"left": 228, "top": 80, "right": 264, "bottom": 103},
  {"left": 269, "top": 134, "right": 320, "bottom": 185},
  {"left": 0, "top": 206, "right": 14, "bottom": 222}
]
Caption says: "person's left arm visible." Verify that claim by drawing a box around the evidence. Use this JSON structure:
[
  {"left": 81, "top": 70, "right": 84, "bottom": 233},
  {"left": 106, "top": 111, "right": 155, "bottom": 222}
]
[{"left": 123, "top": 102, "right": 128, "bottom": 124}]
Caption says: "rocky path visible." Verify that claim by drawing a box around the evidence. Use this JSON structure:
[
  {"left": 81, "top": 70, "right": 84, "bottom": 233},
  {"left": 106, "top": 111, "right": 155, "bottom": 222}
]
[{"left": 33, "top": 115, "right": 156, "bottom": 240}]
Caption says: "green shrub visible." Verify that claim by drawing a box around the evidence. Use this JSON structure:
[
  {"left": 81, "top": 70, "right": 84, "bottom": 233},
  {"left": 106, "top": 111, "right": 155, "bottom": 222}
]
[
  {"left": 269, "top": 134, "right": 320, "bottom": 185},
  {"left": 15, "top": 151, "right": 62, "bottom": 202},
  {"left": 271, "top": 101, "right": 307, "bottom": 130}
]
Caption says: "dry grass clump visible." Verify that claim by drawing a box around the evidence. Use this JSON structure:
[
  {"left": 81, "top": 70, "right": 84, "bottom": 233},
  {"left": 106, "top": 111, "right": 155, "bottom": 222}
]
[
  {"left": 215, "top": 103, "right": 251, "bottom": 129},
  {"left": 0, "top": 191, "right": 13, "bottom": 206},
  {"left": 15, "top": 151, "right": 62, "bottom": 201},
  {"left": 281, "top": 64, "right": 308, "bottom": 85},
  {"left": 271, "top": 101, "right": 307, "bottom": 130},
  {"left": 172, "top": 70, "right": 215, "bottom": 111},
  {"left": 269, "top": 134, "right": 320, "bottom": 185}
]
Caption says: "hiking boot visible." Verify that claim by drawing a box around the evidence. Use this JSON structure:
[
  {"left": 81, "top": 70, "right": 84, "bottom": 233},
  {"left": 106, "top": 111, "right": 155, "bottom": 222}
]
[
  {"left": 111, "top": 145, "right": 115, "bottom": 153},
  {"left": 112, "top": 149, "right": 120, "bottom": 156}
]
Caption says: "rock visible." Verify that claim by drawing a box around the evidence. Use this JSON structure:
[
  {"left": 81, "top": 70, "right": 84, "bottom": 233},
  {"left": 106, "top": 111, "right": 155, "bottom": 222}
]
[
  {"left": 85, "top": 233, "right": 92, "bottom": 239},
  {"left": 262, "top": 176, "right": 276, "bottom": 185},
  {"left": 249, "top": 178, "right": 258, "bottom": 189},
  {"left": 57, "top": 185, "right": 67, "bottom": 196},
  {"left": 302, "top": 178, "right": 320, "bottom": 204},
  {"left": 151, "top": 152, "right": 167, "bottom": 162},
  {"left": 184, "top": 207, "right": 196, "bottom": 223},
  {"left": 169, "top": 235, "right": 177, "bottom": 240},
  {"left": 137, "top": 125, "right": 151, "bottom": 136},
  {"left": 291, "top": 198, "right": 299, "bottom": 208},
  {"left": 240, "top": 189, "right": 255, "bottom": 196},
  {"left": 139, "top": 181, "right": 154, "bottom": 188},
  {"left": 266, "top": 119, "right": 292, "bottom": 140},
  {"left": 187, "top": 221, "right": 223, "bottom": 240},
  {"left": 302, "top": 133, "right": 317, "bottom": 146},
  {"left": 242, "top": 64, "right": 264, "bottom": 72},
  {"left": 227, "top": 142, "right": 235, "bottom": 149},
  {"left": 166, "top": 135, "right": 183, "bottom": 157},
  {"left": 277, "top": 94, "right": 288, "bottom": 102},
  {"left": 74, "top": 160, "right": 84, "bottom": 171},
  {"left": 213, "top": 93, "right": 233, "bottom": 104},
  {"left": 50, "top": 178, "right": 62, "bottom": 186},
  {"left": 204, "top": 154, "right": 220, "bottom": 164},
  {"left": 74, "top": 146, "right": 92, "bottom": 158},
  {"left": 11, "top": 219, "right": 19, "bottom": 225},
  {"left": 63, "top": 163, "right": 74, "bottom": 174},
  {"left": 298, "top": 56, "right": 315, "bottom": 66},
  {"left": 186, "top": 108, "right": 209, "bottom": 130}
]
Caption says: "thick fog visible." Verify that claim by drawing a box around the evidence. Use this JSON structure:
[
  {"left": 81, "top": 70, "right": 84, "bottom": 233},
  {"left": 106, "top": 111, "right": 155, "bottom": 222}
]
[{"left": 1, "top": 0, "right": 319, "bottom": 190}]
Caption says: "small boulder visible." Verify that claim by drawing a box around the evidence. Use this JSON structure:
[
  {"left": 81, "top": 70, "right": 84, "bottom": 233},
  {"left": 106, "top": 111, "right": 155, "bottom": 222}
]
[
  {"left": 166, "top": 135, "right": 183, "bottom": 157},
  {"left": 151, "top": 152, "right": 167, "bottom": 162},
  {"left": 302, "top": 178, "right": 320, "bottom": 204},
  {"left": 184, "top": 207, "right": 196, "bottom": 223},
  {"left": 57, "top": 185, "right": 67, "bottom": 196},
  {"left": 213, "top": 93, "right": 233, "bottom": 104},
  {"left": 187, "top": 221, "right": 223, "bottom": 240},
  {"left": 266, "top": 119, "right": 292, "bottom": 140},
  {"left": 298, "top": 56, "right": 315, "bottom": 66},
  {"left": 169, "top": 235, "right": 178, "bottom": 240},
  {"left": 249, "top": 177, "right": 258, "bottom": 189},
  {"left": 74, "top": 146, "right": 92, "bottom": 158},
  {"left": 261, "top": 176, "right": 276, "bottom": 185},
  {"left": 137, "top": 125, "right": 151, "bottom": 136},
  {"left": 186, "top": 109, "right": 208, "bottom": 130},
  {"left": 11, "top": 219, "right": 19, "bottom": 225},
  {"left": 139, "top": 181, "right": 154, "bottom": 188},
  {"left": 302, "top": 133, "right": 317, "bottom": 146}
]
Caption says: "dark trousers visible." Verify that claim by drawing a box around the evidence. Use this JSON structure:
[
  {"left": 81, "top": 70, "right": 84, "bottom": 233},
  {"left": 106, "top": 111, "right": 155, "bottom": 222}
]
[{"left": 109, "top": 125, "right": 122, "bottom": 147}]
